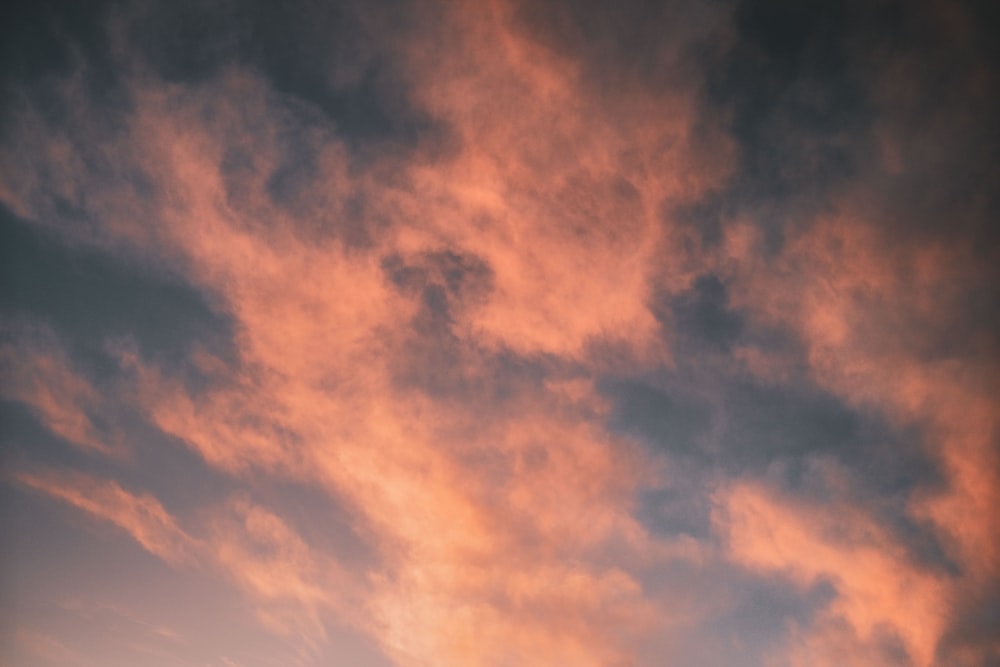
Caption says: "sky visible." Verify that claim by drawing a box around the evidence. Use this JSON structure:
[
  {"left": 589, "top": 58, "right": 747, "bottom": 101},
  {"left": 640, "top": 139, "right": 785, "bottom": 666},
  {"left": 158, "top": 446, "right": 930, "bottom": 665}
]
[{"left": 0, "top": 0, "right": 997, "bottom": 666}]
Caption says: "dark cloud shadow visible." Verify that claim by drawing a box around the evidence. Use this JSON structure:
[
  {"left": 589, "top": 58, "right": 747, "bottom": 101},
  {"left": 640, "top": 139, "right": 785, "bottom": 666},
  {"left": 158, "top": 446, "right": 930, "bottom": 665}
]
[
  {"left": 131, "top": 0, "right": 447, "bottom": 152},
  {"left": 0, "top": 206, "right": 236, "bottom": 383}
]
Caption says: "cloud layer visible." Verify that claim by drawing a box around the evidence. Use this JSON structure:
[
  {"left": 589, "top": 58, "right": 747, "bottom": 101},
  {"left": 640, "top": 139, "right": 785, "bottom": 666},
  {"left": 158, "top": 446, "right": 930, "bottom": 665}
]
[{"left": 1, "top": 1, "right": 997, "bottom": 666}]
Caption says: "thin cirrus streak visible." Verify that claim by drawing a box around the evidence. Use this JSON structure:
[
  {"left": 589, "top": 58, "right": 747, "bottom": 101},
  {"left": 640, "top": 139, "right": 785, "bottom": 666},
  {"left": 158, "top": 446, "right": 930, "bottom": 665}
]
[
  {"left": 0, "top": 0, "right": 997, "bottom": 666},
  {"left": 17, "top": 468, "right": 359, "bottom": 657},
  {"left": 16, "top": 470, "right": 196, "bottom": 566},
  {"left": 0, "top": 324, "right": 119, "bottom": 458}
]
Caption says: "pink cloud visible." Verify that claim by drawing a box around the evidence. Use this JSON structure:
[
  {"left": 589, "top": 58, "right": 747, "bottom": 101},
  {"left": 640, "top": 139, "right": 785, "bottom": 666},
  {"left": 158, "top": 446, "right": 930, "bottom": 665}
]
[
  {"left": 716, "top": 213, "right": 999, "bottom": 663},
  {"left": 0, "top": 323, "right": 120, "bottom": 457},
  {"left": 16, "top": 469, "right": 361, "bottom": 657},
  {"left": 17, "top": 470, "right": 195, "bottom": 565},
  {"left": 716, "top": 480, "right": 949, "bottom": 666},
  {"left": 0, "top": 5, "right": 736, "bottom": 660},
  {"left": 3, "top": 1, "right": 994, "bottom": 665}
]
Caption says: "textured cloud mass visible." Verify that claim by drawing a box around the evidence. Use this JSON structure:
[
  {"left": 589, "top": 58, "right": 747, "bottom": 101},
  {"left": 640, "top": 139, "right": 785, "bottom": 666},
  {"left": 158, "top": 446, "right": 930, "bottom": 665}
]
[{"left": 1, "top": 0, "right": 997, "bottom": 666}]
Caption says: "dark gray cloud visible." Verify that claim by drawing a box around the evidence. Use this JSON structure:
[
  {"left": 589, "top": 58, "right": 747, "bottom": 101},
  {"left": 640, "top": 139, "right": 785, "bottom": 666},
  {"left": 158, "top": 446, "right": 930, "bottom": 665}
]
[
  {"left": 0, "top": 0, "right": 116, "bottom": 85},
  {"left": 131, "top": 0, "right": 444, "bottom": 151},
  {"left": 1, "top": 0, "right": 447, "bottom": 158},
  {"left": 0, "top": 206, "right": 234, "bottom": 378},
  {"left": 679, "top": 0, "right": 1000, "bottom": 266},
  {"left": 669, "top": 274, "right": 745, "bottom": 351}
]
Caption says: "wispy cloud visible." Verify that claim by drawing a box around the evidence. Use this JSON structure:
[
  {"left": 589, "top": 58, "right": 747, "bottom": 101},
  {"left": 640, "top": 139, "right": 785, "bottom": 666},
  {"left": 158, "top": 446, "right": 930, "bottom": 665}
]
[
  {"left": 716, "top": 479, "right": 949, "bottom": 666},
  {"left": 0, "top": 323, "right": 119, "bottom": 456},
  {"left": 17, "top": 470, "right": 195, "bottom": 565}
]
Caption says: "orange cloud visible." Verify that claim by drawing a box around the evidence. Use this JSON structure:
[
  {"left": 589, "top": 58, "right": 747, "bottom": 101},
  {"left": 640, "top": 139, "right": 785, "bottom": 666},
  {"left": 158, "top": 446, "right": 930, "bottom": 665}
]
[
  {"left": 0, "top": 3, "right": 727, "bottom": 657},
  {"left": 716, "top": 480, "right": 950, "bottom": 666},
  {"left": 16, "top": 469, "right": 363, "bottom": 657},
  {"left": 712, "top": 211, "right": 999, "bottom": 664},
  {"left": 17, "top": 470, "right": 195, "bottom": 565},
  {"left": 0, "top": 323, "right": 119, "bottom": 456},
  {"left": 0, "top": 4, "right": 740, "bottom": 661},
  {"left": 383, "top": 0, "right": 731, "bottom": 360},
  {"left": 207, "top": 497, "right": 360, "bottom": 652},
  {"left": 3, "top": 0, "right": 996, "bottom": 664},
  {"left": 25, "top": 2, "right": 998, "bottom": 666}
]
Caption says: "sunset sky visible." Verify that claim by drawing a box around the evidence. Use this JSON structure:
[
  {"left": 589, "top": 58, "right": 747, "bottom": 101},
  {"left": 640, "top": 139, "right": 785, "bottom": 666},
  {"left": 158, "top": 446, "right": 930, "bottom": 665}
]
[{"left": 1, "top": 1, "right": 998, "bottom": 666}]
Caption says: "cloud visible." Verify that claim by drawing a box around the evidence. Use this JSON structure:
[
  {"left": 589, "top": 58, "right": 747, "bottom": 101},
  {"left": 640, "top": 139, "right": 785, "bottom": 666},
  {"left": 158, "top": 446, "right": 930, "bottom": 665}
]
[
  {"left": 13, "top": 627, "right": 87, "bottom": 667},
  {"left": 15, "top": 468, "right": 359, "bottom": 657},
  {"left": 1, "top": 4, "right": 733, "bottom": 662},
  {"left": 723, "top": 215, "right": 999, "bottom": 566},
  {"left": 716, "top": 480, "right": 949, "bottom": 666},
  {"left": 207, "top": 497, "right": 355, "bottom": 650},
  {"left": 707, "top": 207, "right": 998, "bottom": 665},
  {"left": 17, "top": 470, "right": 195, "bottom": 565},
  {"left": 1, "top": 0, "right": 997, "bottom": 665},
  {"left": 0, "top": 322, "right": 119, "bottom": 456}
]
